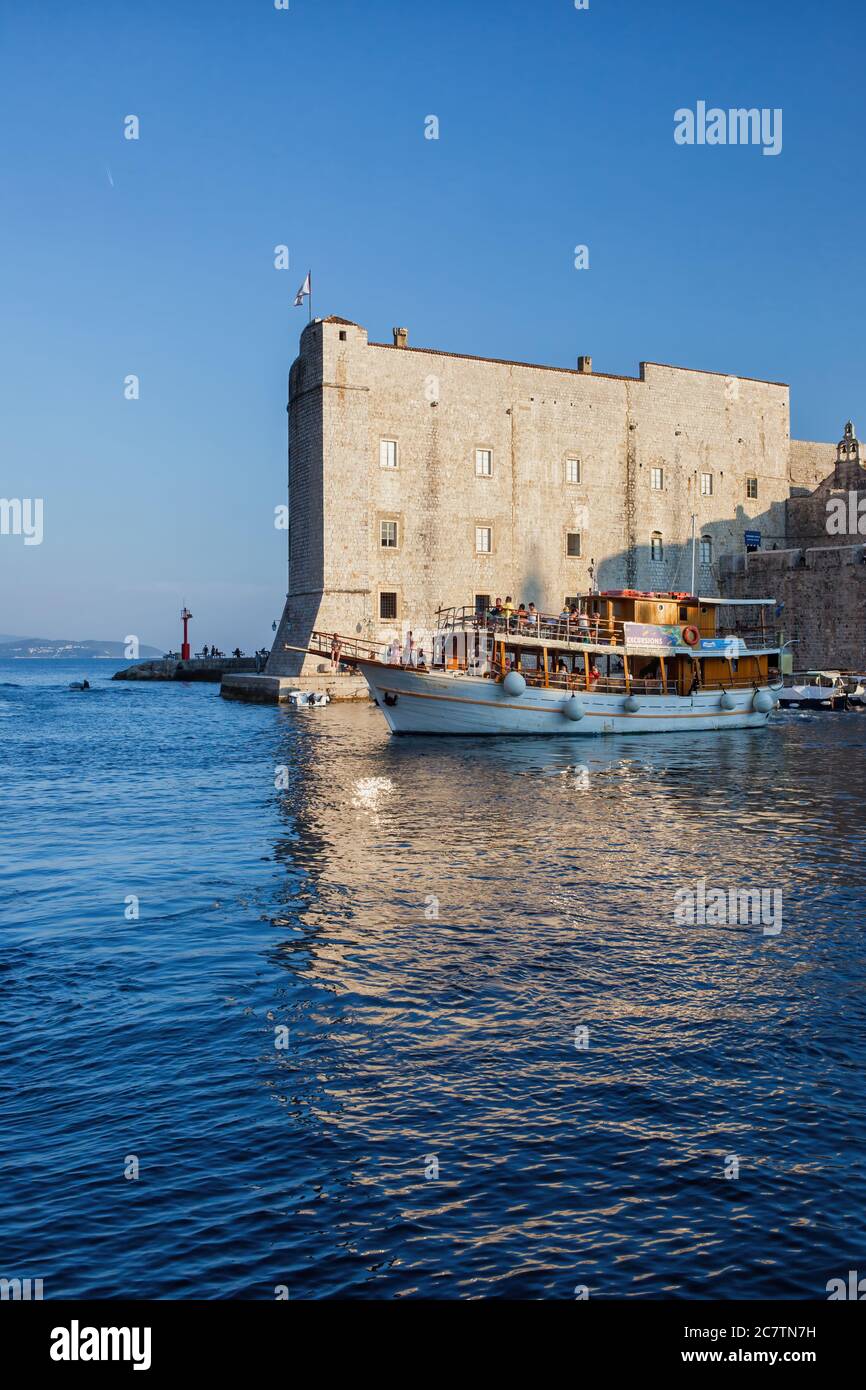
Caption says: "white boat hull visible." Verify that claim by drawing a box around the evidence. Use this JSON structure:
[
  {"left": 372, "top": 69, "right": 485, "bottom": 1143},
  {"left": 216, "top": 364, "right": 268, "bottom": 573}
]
[{"left": 359, "top": 662, "right": 774, "bottom": 736}]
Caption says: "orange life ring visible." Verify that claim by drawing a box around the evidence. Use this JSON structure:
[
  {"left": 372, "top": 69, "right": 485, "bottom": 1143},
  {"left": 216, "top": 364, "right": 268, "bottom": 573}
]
[{"left": 682, "top": 625, "right": 700, "bottom": 647}]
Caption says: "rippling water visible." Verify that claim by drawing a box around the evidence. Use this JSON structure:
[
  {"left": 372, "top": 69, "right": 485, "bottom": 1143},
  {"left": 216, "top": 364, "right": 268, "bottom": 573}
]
[{"left": 2, "top": 659, "right": 865, "bottom": 1299}]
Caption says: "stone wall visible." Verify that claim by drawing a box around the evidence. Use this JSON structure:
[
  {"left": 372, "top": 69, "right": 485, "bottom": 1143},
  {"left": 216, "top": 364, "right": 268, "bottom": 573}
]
[{"left": 721, "top": 546, "right": 866, "bottom": 670}]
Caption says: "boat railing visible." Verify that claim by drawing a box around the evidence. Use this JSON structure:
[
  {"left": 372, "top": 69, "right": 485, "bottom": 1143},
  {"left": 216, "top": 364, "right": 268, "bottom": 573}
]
[
  {"left": 436, "top": 606, "right": 782, "bottom": 651},
  {"left": 308, "top": 630, "right": 394, "bottom": 664}
]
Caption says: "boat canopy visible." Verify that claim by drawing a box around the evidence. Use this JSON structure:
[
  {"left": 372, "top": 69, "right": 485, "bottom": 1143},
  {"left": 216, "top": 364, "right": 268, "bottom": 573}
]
[{"left": 697, "top": 597, "right": 777, "bottom": 606}]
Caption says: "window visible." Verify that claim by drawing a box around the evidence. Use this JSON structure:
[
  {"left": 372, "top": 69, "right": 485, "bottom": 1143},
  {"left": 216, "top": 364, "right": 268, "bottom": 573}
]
[
  {"left": 700, "top": 535, "right": 712, "bottom": 565},
  {"left": 379, "top": 439, "right": 398, "bottom": 469},
  {"left": 475, "top": 526, "right": 492, "bottom": 553},
  {"left": 651, "top": 467, "right": 664, "bottom": 490},
  {"left": 746, "top": 476, "right": 758, "bottom": 499},
  {"left": 700, "top": 472, "right": 713, "bottom": 496},
  {"left": 475, "top": 594, "right": 491, "bottom": 617},
  {"left": 339, "top": 330, "right": 347, "bottom": 341},
  {"left": 566, "top": 456, "right": 581, "bottom": 484},
  {"left": 565, "top": 596, "right": 579, "bottom": 609},
  {"left": 379, "top": 591, "right": 397, "bottom": 621},
  {"left": 380, "top": 520, "right": 398, "bottom": 548},
  {"left": 475, "top": 448, "right": 493, "bottom": 477},
  {"left": 566, "top": 531, "right": 581, "bottom": 557},
  {"left": 651, "top": 531, "right": 664, "bottom": 561}
]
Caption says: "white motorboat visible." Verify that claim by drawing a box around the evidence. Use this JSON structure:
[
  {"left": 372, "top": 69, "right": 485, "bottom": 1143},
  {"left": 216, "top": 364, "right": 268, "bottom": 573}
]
[{"left": 777, "top": 671, "right": 848, "bottom": 711}]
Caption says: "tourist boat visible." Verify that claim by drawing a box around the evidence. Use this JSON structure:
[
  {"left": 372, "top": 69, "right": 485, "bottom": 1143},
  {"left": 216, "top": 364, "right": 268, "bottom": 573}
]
[
  {"left": 777, "top": 670, "right": 848, "bottom": 711},
  {"left": 295, "top": 591, "right": 784, "bottom": 737}
]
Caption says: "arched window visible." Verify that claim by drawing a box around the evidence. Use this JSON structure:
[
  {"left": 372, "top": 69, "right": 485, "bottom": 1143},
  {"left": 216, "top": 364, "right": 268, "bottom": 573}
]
[
  {"left": 700, "top": 535, "right": 712, "bottom": 565},
  {"left": 650, "top": 531, "right": 663, "bottom": 561}
]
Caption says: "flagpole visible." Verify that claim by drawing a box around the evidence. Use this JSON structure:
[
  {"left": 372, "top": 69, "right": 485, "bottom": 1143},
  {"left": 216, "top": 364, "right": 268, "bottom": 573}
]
[{"left": 308, "top": 271, "right": 312, "bottom": 324}]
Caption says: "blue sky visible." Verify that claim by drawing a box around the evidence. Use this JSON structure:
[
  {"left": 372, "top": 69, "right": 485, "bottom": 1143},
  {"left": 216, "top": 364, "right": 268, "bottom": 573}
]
[{"left": 1, "top": 0, "right": 863, "bottom": 650}]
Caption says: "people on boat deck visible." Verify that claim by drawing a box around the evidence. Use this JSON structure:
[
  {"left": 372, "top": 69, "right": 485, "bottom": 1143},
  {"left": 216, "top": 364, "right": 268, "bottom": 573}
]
[
  {"left": 526, "top": 602, "right": 538, "bottom": 625},
  {"left": 489, "top": 597, "right": 504, "bottom": 619},
  {"left": 578, "top": 611, "right": 590, "bottom": 639},
  {"left": 589, "top": 662, "right": 600, "bottom": 685},
  {"left": 516, "top": 602, "right": 528, "bottom": 625},
  {"left": 503, "top": 596, "right": 514, "bottom": 628}
]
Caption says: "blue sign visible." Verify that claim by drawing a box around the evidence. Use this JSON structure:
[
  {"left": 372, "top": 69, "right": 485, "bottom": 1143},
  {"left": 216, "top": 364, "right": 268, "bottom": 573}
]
[
  {"left": 699, "top": 638, "right": 730, "bottom": 652},
  {"left": 744, "top": 529, "right": 761, "bottom": 548}
]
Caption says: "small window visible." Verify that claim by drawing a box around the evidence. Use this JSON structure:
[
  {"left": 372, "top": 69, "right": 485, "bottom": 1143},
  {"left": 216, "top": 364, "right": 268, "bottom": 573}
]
[
  {"left": 565, "top": 596, "right": 580, "bottom": 609},
  {"left": 475, "top": 526, "right": 492, "bottom": 553},
  {"left": 651, "top": 467, "right": 664, "bottom": 490},
  {"left": 651, "top": 531, "right": 664, "bottom": 561},
  {"left": 380, "top": 520, "right": 398, "bottom": 548},
  {"left": 700, "top": 535, "right": 712, "bottom": 565},
  {"left": 566, "top": 456, "right": 581, "bottom": 484},
  {"left": 379, "top": 591, "right": 397, "bottom": 620},
  {"left": 339, "top": 330, "right": 347, "bottom": 341},
  {"left": 475, "top": 448, "right": 493, "bottom": 477},
  {"left": 746, "top": 476, "right": 758, "bottom": 499},
  {"left": 475, "top": 593, "right": 491, "bottom": 617},
  {"left": 700, "top": 472, "right": 713, "bottom": 496},
  {"left": 566, "top": 531, "right": 581, "bottom": 558},
  {"left": 379, "top": 439, "right": 398, "bottom": 469}
]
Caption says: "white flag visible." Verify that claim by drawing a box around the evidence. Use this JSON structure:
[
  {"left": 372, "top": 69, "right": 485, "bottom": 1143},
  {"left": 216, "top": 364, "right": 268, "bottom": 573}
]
[{"left": 293, "top": 271, "right": 311, "bottom": 306}]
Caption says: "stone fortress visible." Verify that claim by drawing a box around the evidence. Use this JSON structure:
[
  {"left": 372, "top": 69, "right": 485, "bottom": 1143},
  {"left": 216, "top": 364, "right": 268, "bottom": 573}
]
[{"left": 265, "top": 315, "right": 863, "bottom": 684}]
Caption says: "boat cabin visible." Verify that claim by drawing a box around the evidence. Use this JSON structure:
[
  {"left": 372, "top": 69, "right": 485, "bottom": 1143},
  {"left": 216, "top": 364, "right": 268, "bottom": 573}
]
[{"left": 432, "top": 590, "right": 782, "bottom": 697}]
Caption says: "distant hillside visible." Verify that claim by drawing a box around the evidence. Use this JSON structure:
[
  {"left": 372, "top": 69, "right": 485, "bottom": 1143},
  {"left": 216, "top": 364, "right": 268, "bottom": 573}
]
[{"left": 0, "top": 637, "right": 164, "bottom": 659}]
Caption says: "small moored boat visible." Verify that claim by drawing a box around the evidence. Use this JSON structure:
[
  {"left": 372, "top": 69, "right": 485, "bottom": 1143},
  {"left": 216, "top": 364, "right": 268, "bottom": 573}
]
[{"left": 777, "top": 671, "right": 848, "bottom": 712}]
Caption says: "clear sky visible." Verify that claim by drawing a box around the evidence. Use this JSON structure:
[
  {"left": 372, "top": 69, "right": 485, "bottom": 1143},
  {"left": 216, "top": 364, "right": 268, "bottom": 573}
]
[{"left": 2, "top": 0, "right": 863, "bottom": 652}]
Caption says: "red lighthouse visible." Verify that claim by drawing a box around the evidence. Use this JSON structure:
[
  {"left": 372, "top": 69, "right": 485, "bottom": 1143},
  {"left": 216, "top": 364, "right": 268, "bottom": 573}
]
[{"left": 180, "top": 607, "right": 193, "bottom": 661}]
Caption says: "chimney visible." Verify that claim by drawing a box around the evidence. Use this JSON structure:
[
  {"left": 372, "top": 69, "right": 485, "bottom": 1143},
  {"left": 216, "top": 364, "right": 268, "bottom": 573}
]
[
  {"left": 577, "top": 355, "right": 592, "bottom": 374},
  {"left": 393, "top": 326, "right": 409, "bottom": 348}
]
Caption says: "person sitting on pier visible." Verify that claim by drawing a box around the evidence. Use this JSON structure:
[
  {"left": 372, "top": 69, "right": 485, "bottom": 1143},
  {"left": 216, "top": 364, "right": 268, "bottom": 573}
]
[{"left": 233, "top": 647, "right": 242, "bottom": 659}]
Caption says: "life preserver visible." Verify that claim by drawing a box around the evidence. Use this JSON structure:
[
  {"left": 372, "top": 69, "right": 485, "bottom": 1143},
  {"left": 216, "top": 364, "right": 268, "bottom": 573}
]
[{"left": 681, "top": 625, "right": 700, "bottom": 647}]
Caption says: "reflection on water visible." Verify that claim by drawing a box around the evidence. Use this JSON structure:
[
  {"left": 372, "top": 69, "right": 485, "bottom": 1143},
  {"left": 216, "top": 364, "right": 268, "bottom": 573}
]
[{"left": 2, "top": 662, "right": 865, "bottom": 1298}]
